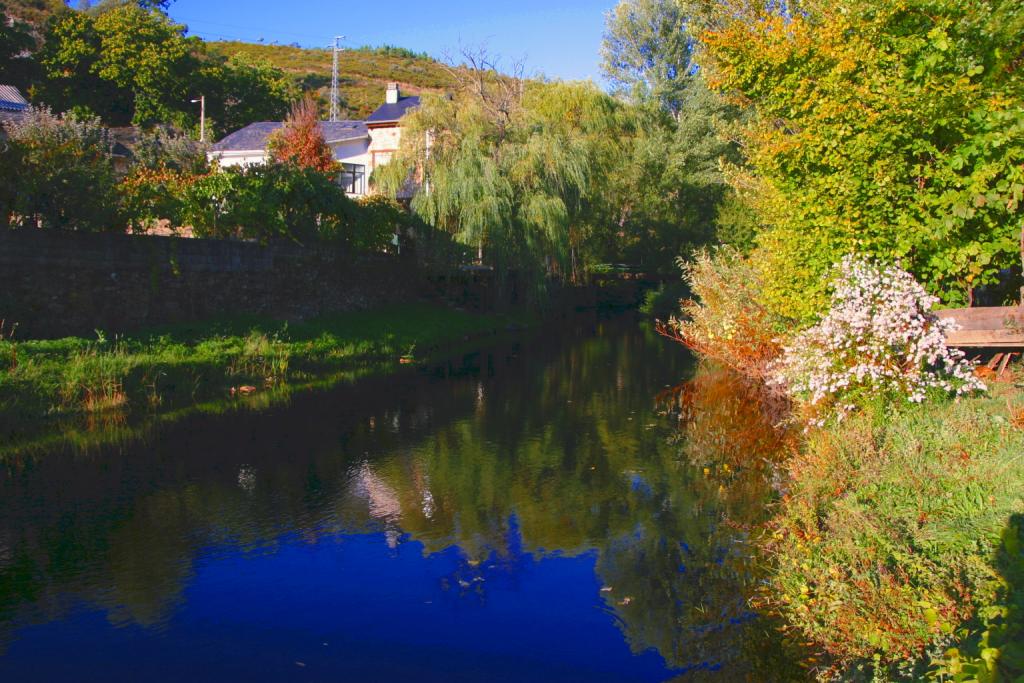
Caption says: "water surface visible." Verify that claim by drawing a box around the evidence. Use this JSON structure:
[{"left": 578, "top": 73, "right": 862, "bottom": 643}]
[{"left": 0, "top": 316, "right": 792, "bottom": 681}]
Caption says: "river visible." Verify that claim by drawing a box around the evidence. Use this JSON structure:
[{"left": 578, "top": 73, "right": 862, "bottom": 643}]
[{"left": 0, "top": 314, "right": 796, "bottom": 682}]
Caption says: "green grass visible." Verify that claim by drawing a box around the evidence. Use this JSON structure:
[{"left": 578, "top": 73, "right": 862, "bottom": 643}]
[
  {"left": 766, "top": 381, "right": 1024, "bottom": 680},
  {"left": 0, "top": 303, "right": 530, "bottom": 452}
]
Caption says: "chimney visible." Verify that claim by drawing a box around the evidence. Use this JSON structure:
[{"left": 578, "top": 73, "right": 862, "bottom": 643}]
[{"left": 386, "top": 82, "right": 400, "bottom": 105}]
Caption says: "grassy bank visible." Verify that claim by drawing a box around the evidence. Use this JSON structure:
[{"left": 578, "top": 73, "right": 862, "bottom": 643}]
[
  {"left": 0, "top": 303, "right": 530, "bottom": 452},
  {"left": 767, "top": 380, "right": 1024, "bottom": 680}
]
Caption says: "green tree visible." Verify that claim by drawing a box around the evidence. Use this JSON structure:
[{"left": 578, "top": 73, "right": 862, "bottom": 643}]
[
  {"left": 699, "top": 0, "right": 1024, "bottom": 318},
  {"left": 601, "top": 76, "right": 745, "bottom": 271},
  {"left": 78, "top": 0, "right": 177, "bottom": 12},
  {"left": 199, "top": 53, "right": 295, "bottom": 135},
  {"left": 35, "top": 8, "right": 132, "bottom": 123},
  {"left": 377, "top": 76, "right": 625, "bottom": 292},
  {"left": 35, "top": 4, "right": 293, "bottom": 131},
  {"left": 90, "top": 4, "right": 195, "bottom": 126},
  {"left": 600, "top": 0, "right": 694, "bottom": 118},
  {"left": 601, "top": 0, "right": 746, "bottom": 269}
]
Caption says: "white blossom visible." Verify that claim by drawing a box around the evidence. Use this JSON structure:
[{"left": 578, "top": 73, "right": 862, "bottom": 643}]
[{"left": 770, "top": 256, "right": 985, "bottom": 422}]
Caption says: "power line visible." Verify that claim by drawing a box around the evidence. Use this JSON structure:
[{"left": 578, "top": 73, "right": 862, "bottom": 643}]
[
  {"left": 173, "top": 16, "right": 336, "bottom": 44},
  {"left": 186, "top": 30, "right": 264, "bottom": 43}
]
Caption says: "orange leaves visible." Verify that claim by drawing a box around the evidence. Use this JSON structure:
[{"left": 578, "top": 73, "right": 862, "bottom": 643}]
[
  {"left": 1011, "top": 405, "right": 1024, "bottom": 430},
  {"left": 268, "top": 94, "right": 338, "bottom": 175}
]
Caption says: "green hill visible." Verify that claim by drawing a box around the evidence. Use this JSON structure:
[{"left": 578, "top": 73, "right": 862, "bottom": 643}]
[{"left": 208, "top": 41, "right": 454, "bottom": 119}]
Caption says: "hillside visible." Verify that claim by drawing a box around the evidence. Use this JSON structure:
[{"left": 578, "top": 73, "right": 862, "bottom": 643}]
[
  {"left": 208, "top": 41, "right": 454, "bottom": 119},
  {"left": 2, "top": 0, "right": 64, "bottom": 25}
]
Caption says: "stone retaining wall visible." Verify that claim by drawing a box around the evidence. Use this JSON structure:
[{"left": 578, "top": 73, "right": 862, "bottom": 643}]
[{"left": 0, "top": 230, "right": 419, "bottom": 338}]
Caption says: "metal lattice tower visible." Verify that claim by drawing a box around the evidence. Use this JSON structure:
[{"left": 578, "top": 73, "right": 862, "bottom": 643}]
[{"left": 330, "top": 36, "right": 344, "bottom": 122}]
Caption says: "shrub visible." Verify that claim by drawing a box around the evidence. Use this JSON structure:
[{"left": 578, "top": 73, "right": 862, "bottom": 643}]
[
  {"left": 132, "top": 126, "right": 210, "bottom": 175},
  {"left": 268, "top": 94, "right": 338, "bottom": 174},
  {"left": 119, "top": 166, "right": 202, "bottom": 232},
  {"left": 0, "top": 107, "right": 123, "bottom": 231},
  {"left": 353, "top": 194, "right": 405, "bottom": 253},
  {"left": 178, "top": 163, "right": 360, "bottom": 245},
  {"left": 661, "top": 247, "right": 788, "bottom": 380},
  {"left": 770, "top": 257, "right": 985, "bottom": 424}
]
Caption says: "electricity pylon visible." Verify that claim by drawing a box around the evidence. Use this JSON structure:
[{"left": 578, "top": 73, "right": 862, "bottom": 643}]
[{"left": 330, "top": 36, "right": 345, "bottom": 122}]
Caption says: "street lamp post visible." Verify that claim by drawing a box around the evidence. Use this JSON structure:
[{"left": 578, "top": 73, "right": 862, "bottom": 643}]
[{"left": 191, "top": 96, "right": 206, "bottom": 142}]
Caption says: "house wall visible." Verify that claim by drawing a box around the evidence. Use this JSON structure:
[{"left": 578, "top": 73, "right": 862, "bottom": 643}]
[
  {"left": 211, "top": 140, "right": 371, "bottom": 170},
  {"left": 368, "top": 125, "right": 402, "bottom": 173},
  {"left": 332, "top": 138, "right": 371, "bottom": 169},
  {"left": 209, "top": 139, "right": 375, "bottom": 196},
  {"left": 0, "top": 230, "right": 419, "bottom": 339}
]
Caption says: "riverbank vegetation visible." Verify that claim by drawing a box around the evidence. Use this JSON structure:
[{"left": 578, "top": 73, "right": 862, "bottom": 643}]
[
  {"left": 0, "top": 303, "right": 528, "bottom": 450},
  {"left": 665, "top": 252, "right": 1024, "bottom": 680},
  {"left": 620, "top": 0, "right": 1024, "bottom": 678},
  {"left": 375, "top": 54, "right": 740, "bottom": 292},
  {"left": 769, "top": 387, "right": 1024, "bottom": 680}
]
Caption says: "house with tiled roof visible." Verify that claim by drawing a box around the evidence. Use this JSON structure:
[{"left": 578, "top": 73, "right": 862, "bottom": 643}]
[{"left": 209, "top": 83, "right": 420, "bottom": 197}]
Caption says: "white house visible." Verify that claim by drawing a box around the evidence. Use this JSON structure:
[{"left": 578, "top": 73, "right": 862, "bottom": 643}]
[{"left": 208, "top": 83, "right": 420, "bottom": 197}]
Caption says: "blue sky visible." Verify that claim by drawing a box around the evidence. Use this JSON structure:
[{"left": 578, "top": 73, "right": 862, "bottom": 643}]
[{"left": 167, "top": 0, "right": 615, "bottom": 83}]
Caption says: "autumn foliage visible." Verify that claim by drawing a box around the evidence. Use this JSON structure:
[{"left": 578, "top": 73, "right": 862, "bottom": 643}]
[
  {"left": 269, "top": 95, "right": 338, "bottom": 174},
  {"left": 658, "top": 248, "right": 785, "bottom": 382}
]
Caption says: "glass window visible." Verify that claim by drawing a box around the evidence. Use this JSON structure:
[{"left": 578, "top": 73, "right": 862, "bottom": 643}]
[{"left": 340, "top": 163, "right": 365, "bottom": 195}]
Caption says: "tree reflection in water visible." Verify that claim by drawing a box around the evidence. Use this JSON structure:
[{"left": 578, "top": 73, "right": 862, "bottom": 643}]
[{"left": 0, "top": 318, "right": 804, "bottom": 679}]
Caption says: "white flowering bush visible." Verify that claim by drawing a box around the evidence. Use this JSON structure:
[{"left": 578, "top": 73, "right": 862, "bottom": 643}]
[{"left": 770, "top": 256, "right": 985, "bottom": 422}]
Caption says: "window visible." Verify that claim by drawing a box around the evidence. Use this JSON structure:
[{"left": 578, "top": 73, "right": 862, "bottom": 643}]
[{"left": 340, "top": 163, "right": 366, "bottom": 195}]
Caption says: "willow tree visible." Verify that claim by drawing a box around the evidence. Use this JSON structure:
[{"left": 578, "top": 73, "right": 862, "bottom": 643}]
[{"left": 376, "top": 69, "right": 627, "bottom": 295}]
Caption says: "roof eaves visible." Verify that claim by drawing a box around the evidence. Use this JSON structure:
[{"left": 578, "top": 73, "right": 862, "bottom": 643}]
[{"left": 325, "top": 134, "right": 370, "bottom": 144}]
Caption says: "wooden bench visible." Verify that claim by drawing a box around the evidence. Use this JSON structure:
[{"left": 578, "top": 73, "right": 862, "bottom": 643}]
[{"left": 937, "top": 306, "right": 1024, "bottom": 348}]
